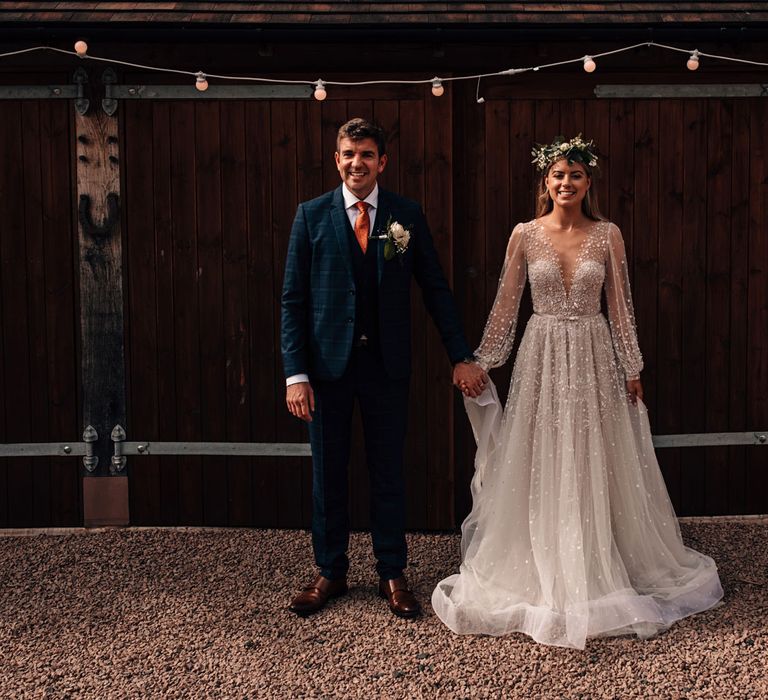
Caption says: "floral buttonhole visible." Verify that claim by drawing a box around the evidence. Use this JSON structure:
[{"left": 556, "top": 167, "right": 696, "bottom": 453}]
[{"left": 382, "top": 216, "right": 412, "bottom": 262}]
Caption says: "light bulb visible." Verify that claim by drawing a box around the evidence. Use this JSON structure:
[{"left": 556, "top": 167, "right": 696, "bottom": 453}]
[
  {"left": 687, "top": 51, "right": 700, "bottom": 71},
  {"left": 313, "top": 80, "right": 327, "bottom": 101},
  {"left": 195, "top": 72, "right": 209, "bottom": 91},
  {"left": 583, "top": 56, "right": 596, "bottom": 73},
  {"left": 431, "top": 78, "right": 444, "bottom": 97},
  {"left": 74, "top": 40, "right": 88, "bottom": 57}
]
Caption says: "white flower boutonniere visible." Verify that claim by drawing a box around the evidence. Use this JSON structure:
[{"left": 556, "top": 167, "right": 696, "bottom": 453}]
[{"left": 382, "top": 217, "right": 411, "bottom": 262}]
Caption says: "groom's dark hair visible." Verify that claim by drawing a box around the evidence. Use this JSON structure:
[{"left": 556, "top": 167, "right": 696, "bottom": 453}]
[{"left": 337, "top": 118, "right": 387, "bottom": 157}]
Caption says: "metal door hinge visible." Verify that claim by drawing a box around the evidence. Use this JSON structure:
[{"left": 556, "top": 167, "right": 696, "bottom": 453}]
[
  {"left": 110, "top": 424, "right": 127, "bottom": 473},
  {"left": 82, "top": 425, "right": 98, "bottom": 471}
]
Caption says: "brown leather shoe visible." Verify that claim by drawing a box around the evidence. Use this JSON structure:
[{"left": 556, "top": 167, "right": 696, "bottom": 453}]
[
  {"left": 378, "top": 576, "right": 421, "bottom": 619},
  {"left": 289, "top": 575, "right": 348, "bottom": 616}
]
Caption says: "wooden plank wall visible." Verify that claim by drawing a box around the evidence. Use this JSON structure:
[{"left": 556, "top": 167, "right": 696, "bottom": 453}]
[
  {"left": 453, "top": 84, "right": 768, "bottom": 520},
  {"left": 123, "top": 88, "right": 768, "bottom": 526},
  {"left": 1, "top": 84, "right": 766, "bottom": 529},
  {"left": 122, "top": 86, "right": 458, "bottom": 528},
  {"left": 0, "top": 100, "right": 81, "bottom": 527}
]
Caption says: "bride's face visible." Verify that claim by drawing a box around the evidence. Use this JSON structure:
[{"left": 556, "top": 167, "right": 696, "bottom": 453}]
[{"left": 545, "top": 159, "right": 591, "bottom": 209}]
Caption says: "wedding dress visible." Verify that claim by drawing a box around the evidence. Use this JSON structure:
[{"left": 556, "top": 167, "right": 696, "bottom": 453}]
[{"left": 432, "top": 219, "right": 723, "bottom": 649}]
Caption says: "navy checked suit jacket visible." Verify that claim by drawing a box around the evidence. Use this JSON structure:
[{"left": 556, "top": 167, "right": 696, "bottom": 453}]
[{"left": 281, "top": 185, "right": 471, "bottom": 381}]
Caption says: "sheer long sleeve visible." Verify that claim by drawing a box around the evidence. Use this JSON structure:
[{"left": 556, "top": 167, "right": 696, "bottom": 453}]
[
  {"left": 474, "top": 223, "right": 527, "bottom": 371},
  {"left": 604, "top": 223, "right": 643, "bottom": 380}
]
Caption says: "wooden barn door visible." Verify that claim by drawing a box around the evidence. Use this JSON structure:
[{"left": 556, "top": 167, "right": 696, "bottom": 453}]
[
  {"left": 121, "top": 85, "right": 457, "bottom": 529},
  {"left": 454, "top": 85, "right": 768, "bottom": 519},
  {"left": 0, "top": 99, "right": 81, "bottom": 527}
]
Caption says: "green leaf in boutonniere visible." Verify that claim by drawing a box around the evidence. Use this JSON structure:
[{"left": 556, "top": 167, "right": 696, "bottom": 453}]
[{"left": 383, "top": 240, "right": 397, "bottom": 261}]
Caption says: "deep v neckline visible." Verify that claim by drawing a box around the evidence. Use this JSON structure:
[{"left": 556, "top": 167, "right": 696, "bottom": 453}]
[{"left": 535, "top": 220, "right": 596, "bottom": 297}]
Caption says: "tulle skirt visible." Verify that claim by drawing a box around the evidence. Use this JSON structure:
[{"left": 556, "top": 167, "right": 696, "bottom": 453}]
[{"left": 432, "top": 313, "right": 723, "bottom": 649}]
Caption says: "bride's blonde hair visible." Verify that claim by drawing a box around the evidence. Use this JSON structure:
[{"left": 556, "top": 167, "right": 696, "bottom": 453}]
[{"left": 535, "top": 160, "right": 605, "bottom": 221}]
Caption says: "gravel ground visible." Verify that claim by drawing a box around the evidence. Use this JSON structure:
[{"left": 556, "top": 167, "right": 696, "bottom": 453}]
[{"left": 0, "top": 522, "right": 766, "bottom": 700}]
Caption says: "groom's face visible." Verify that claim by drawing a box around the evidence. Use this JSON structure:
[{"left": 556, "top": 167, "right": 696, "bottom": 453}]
[{"left": 335, "top": 137, "right": 387, "bottom": 199}]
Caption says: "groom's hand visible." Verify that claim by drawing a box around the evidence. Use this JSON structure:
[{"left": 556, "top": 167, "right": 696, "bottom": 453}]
[
  {"left": 453, "top": 363, "right": 488, "bottom": 398},
  {"left": 286, "top": 382, "right": 315, "bottom": 422}
]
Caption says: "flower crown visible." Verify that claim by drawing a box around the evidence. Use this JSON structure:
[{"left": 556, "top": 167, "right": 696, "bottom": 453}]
[{"left": 531, "top": 134, "right": 598, "bottom": 172}]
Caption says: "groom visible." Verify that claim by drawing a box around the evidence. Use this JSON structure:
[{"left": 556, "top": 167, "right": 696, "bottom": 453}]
[{"left": 281, "top": 118, "right": 486, "bottom": 618}]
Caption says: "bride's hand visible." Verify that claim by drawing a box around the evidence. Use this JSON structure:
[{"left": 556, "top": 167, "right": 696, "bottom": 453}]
[
  {"left": 626, "top": 378, "right": 643, "bottom": 405},
  {"left": 453, "top": 362, "right": 488, "bottom": 398}
]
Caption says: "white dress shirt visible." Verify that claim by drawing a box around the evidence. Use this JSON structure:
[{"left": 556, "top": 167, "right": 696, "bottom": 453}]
[
  {"left": 342, "top": 182, "right": 379, "bottom": 232},
  {"left": 286, "top": 184, "right": 379, "bottom": 386}
]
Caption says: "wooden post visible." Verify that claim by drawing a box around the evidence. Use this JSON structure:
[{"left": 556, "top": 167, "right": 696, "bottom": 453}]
[{"left": 76, "top": 98, "right": 129, "bottom": 526}]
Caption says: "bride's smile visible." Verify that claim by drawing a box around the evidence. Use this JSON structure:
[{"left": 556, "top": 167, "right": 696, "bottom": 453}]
[{"left": 545, "top": 159, "right": 591, "bottom": 208}]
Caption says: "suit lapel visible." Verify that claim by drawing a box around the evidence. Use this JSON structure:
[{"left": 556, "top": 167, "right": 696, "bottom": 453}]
[
  {"left": 374, "top": 189, "right": 391, "bottom": 285},
  {"left": 330, "top": 186, "right": 353, "bottom": 277}
]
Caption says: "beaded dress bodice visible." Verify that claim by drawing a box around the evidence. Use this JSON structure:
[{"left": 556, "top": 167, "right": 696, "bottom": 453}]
[
  {"left": 474, "top": 219, "right": 643, "bottom": 379},
  {"left": 527, "top": 220, "right": 605, "bottom": 316}
]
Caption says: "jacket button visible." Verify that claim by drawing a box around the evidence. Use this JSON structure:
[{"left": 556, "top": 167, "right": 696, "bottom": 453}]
[
  {"left": 346, "top": 318, "right": 353, "bottom": 324},
  {"left": 349, "top": 289, "right": 355, "bottom": 296}
]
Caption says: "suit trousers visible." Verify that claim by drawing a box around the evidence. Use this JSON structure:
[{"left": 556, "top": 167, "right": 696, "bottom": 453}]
[{"left": 307, "top": 344, "right": 409, "bottom": 581}]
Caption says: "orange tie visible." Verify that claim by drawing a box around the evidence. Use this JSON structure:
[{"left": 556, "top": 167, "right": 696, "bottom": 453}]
[{"left": 354, "top": 201, "right": 369, "bottom": 254}]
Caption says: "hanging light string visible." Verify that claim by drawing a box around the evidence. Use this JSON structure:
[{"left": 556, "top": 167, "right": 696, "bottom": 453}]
[
  {"left": 1, "top": 40, "right": 766, "bottom": 96},
  {"left": 650, "top": 41, "right": 768, "bottom": 67}
]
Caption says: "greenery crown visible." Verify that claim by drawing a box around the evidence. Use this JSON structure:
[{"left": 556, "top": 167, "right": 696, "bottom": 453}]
[{"left": 531, "top": 134, "right": 599, "bottom": 172}]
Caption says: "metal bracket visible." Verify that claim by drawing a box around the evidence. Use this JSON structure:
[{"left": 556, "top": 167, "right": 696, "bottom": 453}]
[
  {"left": 102, "top": 68, "right": 118, "bottom": 116},
  {"left": 123, "top": 441, "right": 312, "bottom": 457},
  {"left": 110, "top": 424, "right": 127, "bottom": 473},
  {"left": 0, "top": 68, "right": 89, "bottom": 113},
  {"left": 0, "top": 77, "right": 311, "bottom": 106},
  {"left": 112, "top": 84, "right": 312, "bottom": 100},
  {"left": 82, "top": 425, "right": 98, "bottom": 471},
  {"left": 0, "top": 85, "right": 78, "bottom": 100},
  {"left": 73, "top": 67, "right": 89, "bottom": 116},
  {"left": 0, "top": 441, "right": 85, "bottom": 458},
  {"left": 652, "top": 430, "right": 768, "bottom": 448},
  {"left": 595, "top": 84, "right": 768, "bottom": 99}
]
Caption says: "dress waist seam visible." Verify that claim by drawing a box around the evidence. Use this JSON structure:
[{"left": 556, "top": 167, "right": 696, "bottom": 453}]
[{"left": 533, "top": 312, "right": 602, "bottom": 321}]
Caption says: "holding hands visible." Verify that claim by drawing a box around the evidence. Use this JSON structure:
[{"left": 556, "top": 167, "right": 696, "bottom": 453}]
[{"left": 453, "top": 361, "right": 488, "bottom": 398}]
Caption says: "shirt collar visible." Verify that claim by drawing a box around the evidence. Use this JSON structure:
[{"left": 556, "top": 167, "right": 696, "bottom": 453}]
[{"left": 342, "top": 183, "right": 378, "bottom": 211}]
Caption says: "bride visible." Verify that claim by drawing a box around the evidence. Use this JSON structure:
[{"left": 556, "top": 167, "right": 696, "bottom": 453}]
[{"left": 433, "top": 135, "right": 723, "bottom": 649}]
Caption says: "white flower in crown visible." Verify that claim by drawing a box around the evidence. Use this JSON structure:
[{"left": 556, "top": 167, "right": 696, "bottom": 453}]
[
  {"left": 532, "top": 134, "right": 599, "bottom": 172},
  {"left": 382, "top": 217, "right": 411, "bottom": 261}
]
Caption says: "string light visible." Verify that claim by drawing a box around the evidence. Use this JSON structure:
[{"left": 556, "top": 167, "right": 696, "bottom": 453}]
[
  {"left": 195, "top": 71, "right": 209, "bottom": 91},
  {"left": 313, "top": 79, "right": 327, "bottom": 101},
  {"left": 1, "top": 42, "right": 766, "bottom": 98}
]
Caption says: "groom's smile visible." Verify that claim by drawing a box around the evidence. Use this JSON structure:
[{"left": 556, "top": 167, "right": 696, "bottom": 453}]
[{"left": 335, "top": 137, "right": 388, "bottom": 199}]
